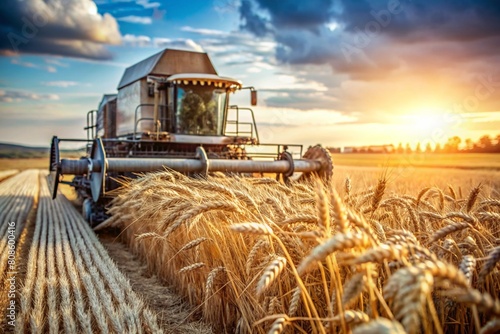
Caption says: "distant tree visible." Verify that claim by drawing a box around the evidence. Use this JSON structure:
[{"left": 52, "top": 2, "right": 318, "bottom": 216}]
[
  {"left": 444, "top": 136, "right": 461, "bottom": 153},
  {"left": 405, "top": 143, "right": 412, "bottom": 154},
  {"left": 435, "top": 143, "right": 442, "bottom": 153},
  {"left": 451, "top": 136, "right": 461, "bottom": 152},
  {"left": 495, "top": 134, "right": 500, "bottom": 152},
  {"left": 397, "top": 143, "right": 404, "bottom": 154},
  {"left": 465, "top": 138, "right": 473, "bottom": 151},
  {"left": 479, "top": 135, "right": 493, "bottom": 150},
  {"left": 425, "top": 143, "right": 433, "bottom": 153},
  {"left": 415, "top": 142, "right": 422, "bottom": 153}
]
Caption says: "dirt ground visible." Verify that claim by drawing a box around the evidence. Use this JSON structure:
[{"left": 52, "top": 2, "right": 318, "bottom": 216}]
[{"left": 98, "top": 232, "right": 212, "bottom": 334}]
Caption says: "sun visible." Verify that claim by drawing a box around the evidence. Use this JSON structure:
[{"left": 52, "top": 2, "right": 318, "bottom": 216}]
[{"left": 404, "top": 108, "right": 448, "bottom": 133}]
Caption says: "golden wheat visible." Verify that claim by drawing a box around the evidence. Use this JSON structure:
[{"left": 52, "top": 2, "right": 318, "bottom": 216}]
[{"left": 102, "top": 169, "right": 499, "bottom": 333}]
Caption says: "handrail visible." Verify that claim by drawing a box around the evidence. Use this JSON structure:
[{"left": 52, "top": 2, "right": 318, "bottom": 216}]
[
  {"left": 84, "top": 110, "right": 97, "bottom": 140},
  {"left": 133, "top": 103, "right": 170, "bottom": 139},
  {"left": 225, "top": 121, "right": 254, "bottom": 138},
  {"left": 135, "top": 117, "right": 170, "bottom": 134},
  {"left": 227, "top": 106, "right": 260, "bottom": 143}
]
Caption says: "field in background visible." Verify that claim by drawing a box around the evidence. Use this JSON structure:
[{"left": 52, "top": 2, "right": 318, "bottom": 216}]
[
  {"left": 331, "top": 153, "right": 500, "bottom": 170},
  {"left": 0, "top": 158, "right": 48, "bottom": 171},
  {"left": 333, "top": 165, "right": 500, "bottom": 196}
]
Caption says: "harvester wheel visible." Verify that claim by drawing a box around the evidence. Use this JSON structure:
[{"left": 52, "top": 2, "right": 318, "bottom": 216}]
[
  {"left": 300, "top": 145, "right": 334, "bottom": 183},
  {"left": 82, "top": 198, "right": 93, "bottom": 224},
  {"left": 49, "top": 136, "right": 59, "bottom": 172}
]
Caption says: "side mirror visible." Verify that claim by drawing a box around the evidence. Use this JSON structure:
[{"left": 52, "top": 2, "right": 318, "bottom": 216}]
[{"left": 251, "top": 90, "right": 257, "bottom": 106}]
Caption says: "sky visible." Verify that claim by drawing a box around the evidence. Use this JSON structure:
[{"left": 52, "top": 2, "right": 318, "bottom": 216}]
[{"left": 0, "top": 0, "right": 499, "bottom": 149}]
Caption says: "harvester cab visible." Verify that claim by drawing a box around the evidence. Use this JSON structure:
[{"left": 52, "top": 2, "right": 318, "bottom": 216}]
[{"left": 49, "top": 49, "right": 333, "bottom": 225}]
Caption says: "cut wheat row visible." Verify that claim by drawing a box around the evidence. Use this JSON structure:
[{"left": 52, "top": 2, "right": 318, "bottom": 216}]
[
  {"left": 16, "top": 173, "right": 162, "bottom": 333},
  {"left": 0, "top": 170, "right": 19, "bottom": 183},
  {"left": 0, "top": 170, "right": 39, "bottom": 305},
  {"left": 102, "top": 170, "right": 500, "bottom": 334}
]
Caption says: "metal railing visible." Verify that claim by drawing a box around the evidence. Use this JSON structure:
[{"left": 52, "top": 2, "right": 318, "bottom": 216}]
[
  {"left": 133, "top": 103, "right": 171, "bottom": 139},
  {"left": 244, "top": 143, "right": 303, "bottom": 160},
  {"left": 84, "top": 110, "right": 97, "bottom": 141},
  {"left": 225, "top": 106, "right": 259, "bottom": 142}
]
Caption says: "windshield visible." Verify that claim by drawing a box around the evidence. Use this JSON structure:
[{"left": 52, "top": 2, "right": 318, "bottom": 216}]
[{"left": 175, "top": 83, "right": 227, "bottom": 135}]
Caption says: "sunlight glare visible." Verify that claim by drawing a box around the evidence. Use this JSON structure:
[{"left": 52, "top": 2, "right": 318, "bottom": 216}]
[{"left": 406, "top": 109, "right": 447, "bottom": 133}]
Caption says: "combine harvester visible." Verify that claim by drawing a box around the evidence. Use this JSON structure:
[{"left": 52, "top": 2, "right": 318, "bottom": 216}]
[{"left": 49, "top": 49, "right": 333, "bottom": 225}]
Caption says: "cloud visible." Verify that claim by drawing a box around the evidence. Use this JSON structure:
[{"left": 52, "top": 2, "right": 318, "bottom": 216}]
[
  {"left": 239, "top": 0, "right": 269, "bottom": 37},
  {"left": 136, "top": 0, "right": 160, "bottom": 9},
  {"left": 235, "top": 0, "right": 500, "bottom": 117},
  {"left": 42, "top": 81, "right": 79, "bottom": 88},
  {"left": 117, "top": 15, "right": 152, "bottom": 24},
  {"left": 239, "top": 0, "right": 500, "bottom": 69},
  {"left": 153, "top": 38, "right": 204, "bottom": 52},
  {"left": 0, "top": 89, "right": 59, "bottom": 103},
  {"left": 181, "top": 26, "right": 228, "bottom": 36},
  {"left": 0, "top": 0, "right": 121, "bottom": 60},
  {"left": 43, "top": 57, "right": 68, "bottom": 68},
  {"left": 122, "top": 34, "right": 152, "bottom": 46},
  {"left": 122, "top": 34, "right": 204, "bottom": 52},
  {"left": 339, "top": 0, "right": 500, "bottom": 42},
  {"left": 253, "top": 0, "right": 334, "bottom": 30},
  {"left": 11, "top": 58, "right": 56, "bottom": 72}
]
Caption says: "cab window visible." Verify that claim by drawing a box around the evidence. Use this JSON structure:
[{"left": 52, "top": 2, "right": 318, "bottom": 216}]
[{"left": 175, "top": 83, "right": 227, "bottom": 135}]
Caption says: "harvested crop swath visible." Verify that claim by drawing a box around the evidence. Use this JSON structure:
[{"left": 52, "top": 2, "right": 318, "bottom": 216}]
[
  {"left": 0, "top": 170, "right": 19, "bottom": 182},
  {"left": 0, "top": 170, "right": 39, "bottom": 289},
  {"left": 105, "top": 170, "right": 500, "bottom": 334},
  {"left": 16, "top": 174, "right": 162, "bottom": 333}
]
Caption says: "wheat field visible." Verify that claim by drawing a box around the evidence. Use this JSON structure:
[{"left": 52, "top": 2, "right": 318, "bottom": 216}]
[{"left": 100, "top": 168, "right": 500, "bottom": 334}]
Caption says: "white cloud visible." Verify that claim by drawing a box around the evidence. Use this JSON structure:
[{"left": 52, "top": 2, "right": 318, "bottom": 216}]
[
  {"left": 118, "top": 15, "right": 153, "bottom": 25},
  {"left": 44, "top": 58, "right": 69, "bottom": 68},
  {"left": 11, "top": 58, "right": 57, "bottom": 73},
  {"left": 122, "top": 34, "right": 204, "bottom": 52},
  {"left": 123, "top": 34, "right": 152, "bottom": 46},
  {"left": 181, "top": 26, "right": 228, "bottom": 36},
  {"left": 247, "top": 67, "right": 262, "bottom": 73},
  {"left": 153, "top": 38, "right": 204, "bottom": 52},
  {"left": 42, "top": 81, "right": 79, "bottom": 88},
  {"left": 0, "top": 90, "right": 59, "bottom": 103},
  {"left": 136, "top": 0, "right": 160, "bottom": 9},
  {"left": 0, "top": 0, "right": 122, "bottom": 59}
]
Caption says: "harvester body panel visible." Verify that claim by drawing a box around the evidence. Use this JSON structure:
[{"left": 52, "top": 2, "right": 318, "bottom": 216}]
[{"left": 97, "top": 94, "right": 117, "bottom": 138}]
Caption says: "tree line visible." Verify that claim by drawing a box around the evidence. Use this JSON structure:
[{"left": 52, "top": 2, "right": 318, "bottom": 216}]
[{"left": 395, "top": 134, "right": 500, "bottom": 154}]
